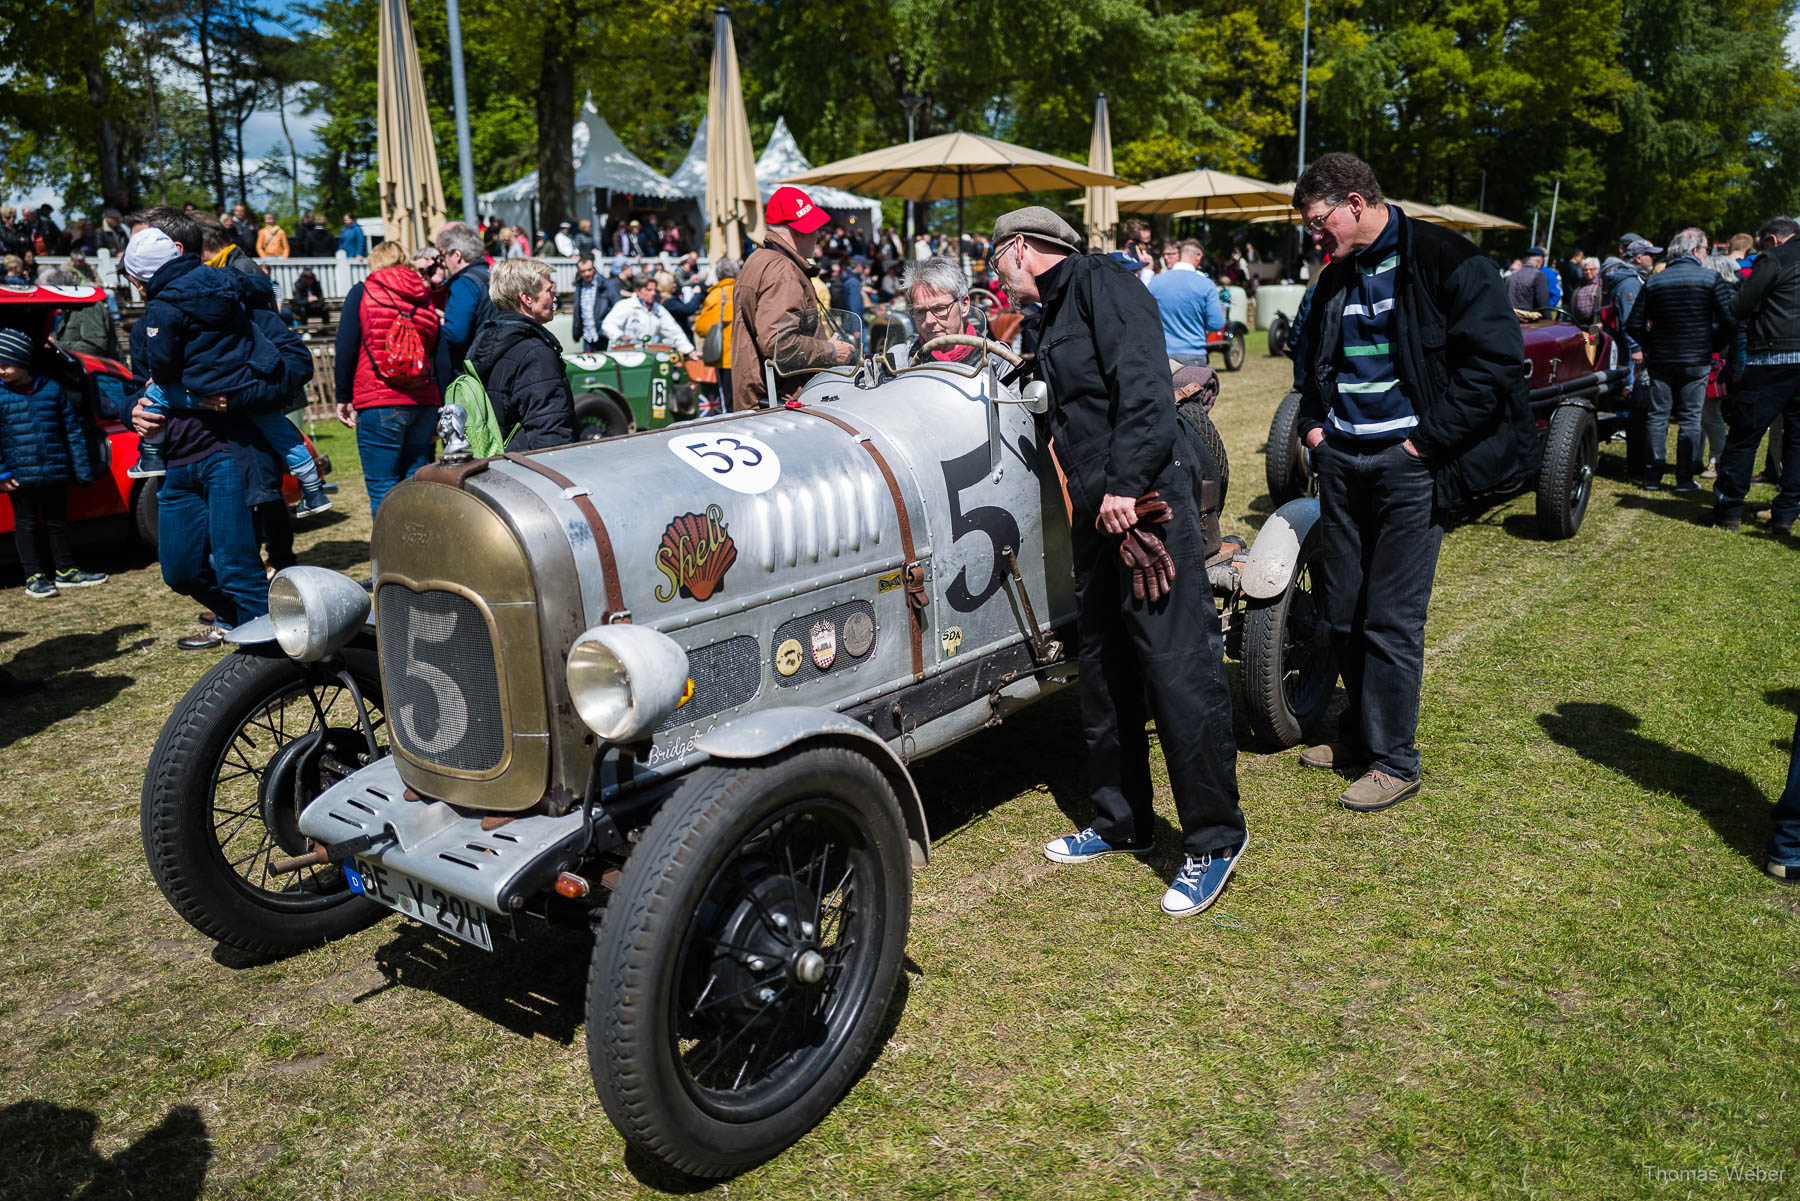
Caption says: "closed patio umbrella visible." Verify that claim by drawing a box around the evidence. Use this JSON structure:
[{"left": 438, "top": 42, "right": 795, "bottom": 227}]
[
  {"left": 780, "top": 130, "right": 1128, "bottom": 238},
  {"left": 1083, "top": 94, "right": 1118, "bottom": 250},
  {"left": 705, "top": 5, "right": 762, "bottom": 259},
  {"left": 376, "top": 0, "right": 447, "bottom": 256}
]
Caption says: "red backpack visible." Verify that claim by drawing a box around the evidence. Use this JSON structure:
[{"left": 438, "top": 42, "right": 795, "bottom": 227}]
[{"left": 362, "top": 281, "right": 432, "bottom": 385}]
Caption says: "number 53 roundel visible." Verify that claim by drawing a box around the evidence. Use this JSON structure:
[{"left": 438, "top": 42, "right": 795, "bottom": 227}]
[{"left": 669, "top": 433, "right": 782, "bottom": 495}]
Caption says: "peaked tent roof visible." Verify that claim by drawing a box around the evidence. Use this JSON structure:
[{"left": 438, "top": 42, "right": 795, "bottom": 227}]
[
  {"left": 755, "top": 117, "right": 880, "bottom": 214},
  {"left": 669, "top": 116, "right": 708, "bottom": 197},
  {"left": 477, "top": 93, "right": 693, "bottom": 212}
]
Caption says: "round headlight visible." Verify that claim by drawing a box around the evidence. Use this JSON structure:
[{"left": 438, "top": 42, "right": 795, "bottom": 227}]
[
  {"left": 566, "top": 625, "right": 690, "bottom": 742},
  {"left": 268, "top": 567, "right": 371, "bottom": 662}
]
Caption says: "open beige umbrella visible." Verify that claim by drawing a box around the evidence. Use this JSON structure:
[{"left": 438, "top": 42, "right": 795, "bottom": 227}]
[
  {"left": 705, "top": 6, "right": 762, "bottom": 259},
  {"left": 1114, "top": 169, "right": 1290, "bottom": 217},
  {"left": 1433, "top": 202, "right": 1525, "bottom": 232},
  {"left": 376, "top": 0, "right": 447, "bottom": 256},
  {"left": 780, "top": 129, "right": 1128, "bottom": 237},
  {"left": 1083, "top": 94, "right": 1118, "bottom": 250}
]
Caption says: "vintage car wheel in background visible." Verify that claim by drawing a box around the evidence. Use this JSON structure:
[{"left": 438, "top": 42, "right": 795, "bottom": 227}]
[
  {"left": 1240, "top": 517, "right": 1337, "bottom": 747},
  {"left": 130, "top": 477, "right": 160, "bottom": 549},
  {"left": 141, "top": 648, "right": 387, "bottom": 956},
  {"left": 1223, "top": 331, "right": 1247, "bottom": 372},
  {"left": 1177, "top": 399, "right": 1230, "bottom": 511},
  {"left": 1265, "top": 390, "right": 1311, "bottom": 506},
  {"left": 574, "top": 391, "right": 633, "bottom": 441},
  {"left": 1536, "top": 404, "right": 1598, "bottom": 540},
  {"left": 589, "top": 746, "right": 911, "bottom": 1178},
  {"left": 1267, "top": 314, "right": 1291, "bottom": 358}
]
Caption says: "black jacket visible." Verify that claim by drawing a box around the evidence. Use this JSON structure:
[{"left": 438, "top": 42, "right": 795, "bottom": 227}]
[
  {"left": 1297, "top": 207, "right": 1538, "bottom": 509},
  {"left": 1033, "top": 252, "right": 1194, "bottom": 517},
  {"left": 1624, "top": 255, "right": 1734, "bottom": 368},
  {"left": 468, "top": 313, "right": 574, "bottom": 452},
  {"left": 1733, "top": 236, "right": 1800, "bottom": 356}
]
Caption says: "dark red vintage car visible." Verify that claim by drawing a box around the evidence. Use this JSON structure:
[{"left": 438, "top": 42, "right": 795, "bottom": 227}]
[
  {"left": 1264, "top": 307, "right": 1634, "bottom": 539},
  {"left": 0, "top": 284, "right": 329, "bottom": 552}
]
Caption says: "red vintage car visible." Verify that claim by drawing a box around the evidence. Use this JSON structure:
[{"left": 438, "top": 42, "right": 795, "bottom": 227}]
[
  {"left": 1264, "top": 305, "right": 1634, "bottom": 539},
  {"left": 0, "top": 284, "right": 330, "bottom": 551}
]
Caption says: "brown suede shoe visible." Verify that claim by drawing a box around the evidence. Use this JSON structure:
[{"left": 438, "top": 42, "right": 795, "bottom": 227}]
[
  {"left": 1339, "top": 769, "right": 1421, "bottom": 812},
  {"left": 1299, "top": 742, "right": 1361, "bottom": 771}
]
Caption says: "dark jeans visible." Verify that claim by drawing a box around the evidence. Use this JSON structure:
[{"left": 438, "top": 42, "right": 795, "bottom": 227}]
[
  {"left": 159, "top": 450, "right": 268, "bottom": 628},
  {"left": 1314, "top": 437, "right": 1446, "bottom": 780},
  {"left": 581, "top": 336, "right": 608, "bottom": 353},
  {"left": 10, "top": 484, "right": 76, "bottom": 578},
  {"left": 1714, "top": 364, "right": 1800, "bottom": 524},
  {"left": 254, "top": 499, "right": 296, "bottom": 570},
  {"left": 356, "top": 405, "right": 439, "bottom": 518},
  {"left": 1644, "top": 363, "right": 1710, "bottom": 485},
  {"left": 1770, "top": 710, "right": 1800, "bottom": 867},
  {"left": 1072, "top": 481, "right": 1246, "bottom": 857}
]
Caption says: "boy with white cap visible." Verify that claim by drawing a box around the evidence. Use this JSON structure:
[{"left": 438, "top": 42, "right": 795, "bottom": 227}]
[{"left": 121, "top": 227, "right": 329, "bottom": 516}]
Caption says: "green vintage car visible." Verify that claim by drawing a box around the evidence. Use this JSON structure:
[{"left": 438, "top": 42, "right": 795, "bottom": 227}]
[{"left": 562, "top": 346, "right": 701, "bottom": 440}]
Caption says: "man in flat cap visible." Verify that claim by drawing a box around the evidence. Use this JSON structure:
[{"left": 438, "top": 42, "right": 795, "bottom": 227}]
[{"left": 991, "top": 205, "right": 1248, "bottom": 918}]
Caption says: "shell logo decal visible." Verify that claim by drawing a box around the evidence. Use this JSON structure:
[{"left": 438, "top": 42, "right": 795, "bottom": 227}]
[{"left": 654, "top": 505, "right": 737, "bottom": 602}]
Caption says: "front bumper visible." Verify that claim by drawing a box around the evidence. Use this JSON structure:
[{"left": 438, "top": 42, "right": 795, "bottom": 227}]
[{"left": 297, "top": 756, "right": 587, "bottom": 914}]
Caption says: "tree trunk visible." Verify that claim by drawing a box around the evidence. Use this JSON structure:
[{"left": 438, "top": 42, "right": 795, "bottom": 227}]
[
  {"left": 79, "top": 0, "right": 123, "bottom": 208},
  {"left": 197, "top": 0, "right": 226, "bottom": 208},
  {"left": 233, "top": 84, "right": 251, "bottom": 208},
  {"left": 276, "top": 81, "right": 299, "bottom": 222},
  {"left": 533, "top": 7, "right": 578, "bottom": 232}
]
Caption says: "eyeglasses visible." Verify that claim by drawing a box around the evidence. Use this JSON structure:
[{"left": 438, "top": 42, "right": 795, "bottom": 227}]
[
  {"left": 1301, "top": 200, "right": 1346, "bottom": 233},
  {"left": 914, "top": 299, "right": 964, "bottom": 322}
]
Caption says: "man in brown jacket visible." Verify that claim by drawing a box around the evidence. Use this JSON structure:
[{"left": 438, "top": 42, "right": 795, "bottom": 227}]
[{"left": 730, "top": 186, "right": 857, "bottom": 410}]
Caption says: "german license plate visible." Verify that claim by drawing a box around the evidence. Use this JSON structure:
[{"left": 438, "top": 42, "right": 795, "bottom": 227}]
[{"left": 345, "top": 858, "right": 494, "bottom": 951}]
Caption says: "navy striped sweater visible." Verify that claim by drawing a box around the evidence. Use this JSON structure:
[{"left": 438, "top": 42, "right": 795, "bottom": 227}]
[{"left": 1329, "top": 207, "right": 1416, "bottom": 441}]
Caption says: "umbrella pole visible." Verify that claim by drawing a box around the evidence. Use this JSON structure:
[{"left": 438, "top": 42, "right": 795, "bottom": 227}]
[{"left": 957, "top": 172, "right": 964, "bottom": 251}]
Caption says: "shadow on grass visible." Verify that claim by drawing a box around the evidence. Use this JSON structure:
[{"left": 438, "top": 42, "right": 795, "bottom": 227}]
[
  {"left": 294, "top": 537, "right": 371, "bottom": 575},
  {"left": 1613, "top": 489, "right": 1715, "bottom": 526},
  {"left": 1, "top": 622, "right": 149, "bottom": 751},
  {"left": 0, "top": 1099, "right": 210, "bottom": 1201},
  {"left": 357, "top": 921, "right": 591, "bottom": 1045},
  {"left": 1537, "top": 701, "right": 1769, "bottom": 864}
]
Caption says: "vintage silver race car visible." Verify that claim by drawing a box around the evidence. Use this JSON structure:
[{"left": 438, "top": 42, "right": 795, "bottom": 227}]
[{"left": 140, "top": 312, "right": 1332, "bottom": 1178}]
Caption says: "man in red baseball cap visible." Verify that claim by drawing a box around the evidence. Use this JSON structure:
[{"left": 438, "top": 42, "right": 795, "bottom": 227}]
[{"left": 730, "top": 185, "right": 855, "bottom": 410}]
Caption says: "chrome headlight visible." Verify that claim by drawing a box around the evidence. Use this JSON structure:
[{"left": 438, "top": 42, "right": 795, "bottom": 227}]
[
  {"left": 268, "top": 567, "right": 371, "bottom": 662},
  {"left": 566, "top": 625, "right": 690, "bottom": 742}
]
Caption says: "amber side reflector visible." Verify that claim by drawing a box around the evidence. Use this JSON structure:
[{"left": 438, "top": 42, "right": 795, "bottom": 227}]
[{"left": 555, "top": 872, "right": 590, "bottom": 899}]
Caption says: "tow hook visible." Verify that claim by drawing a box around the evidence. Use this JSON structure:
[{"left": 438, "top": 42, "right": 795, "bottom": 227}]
[{"left": 269, "top": 832, "right": 388, "bottom": 876}]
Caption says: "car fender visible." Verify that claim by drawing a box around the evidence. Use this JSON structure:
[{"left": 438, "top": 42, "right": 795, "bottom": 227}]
[
  {"left": 695, "top": 706, "right": 930, "bottom": 867},
  {"left": 1240, "top": 498, "right": 1321, "bottom": 600},
  {"left": 222, "top": 614, "right": 279, "bottom": 645}
]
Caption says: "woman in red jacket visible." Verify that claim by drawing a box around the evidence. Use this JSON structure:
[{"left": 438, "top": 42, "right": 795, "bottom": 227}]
[{"left": 334, "top": 241, "right": 443, "bottom": 516}]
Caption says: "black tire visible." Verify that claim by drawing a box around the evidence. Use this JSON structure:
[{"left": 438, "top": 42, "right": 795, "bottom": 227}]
[
  {"left": 1535, "top": 404, "right": 1597, "bottom": 539},
  {"left": 575, "top": 392, "right": 632, "bottom": 441},
  {"left": 131, "top": 477, "right": 160, "bottom": 549},
  {"left": 1224, "top": 331, "right": 1246, "bottom": 372},
  {"left": 1265, "top": 390, "right": 1310, "bottom": 506},
  {"left": 1177, "top": 400, "right": 1229, "bottom": 512},
  {"left": 590, "top": 746, "right": 912, "bottom": 1178},
  {"left": 1240, "top": 517, "right": 1337, "bottom": 748},
  {"left": 1267, "top": 316, "right": 1290, "bottom": 358},
  {"left": 141, "top": 647, "right": 388, "bottom": 956}
]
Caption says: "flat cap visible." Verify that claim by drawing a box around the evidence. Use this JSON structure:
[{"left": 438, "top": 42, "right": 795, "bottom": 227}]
[{"left": 992, "top": 206, "right": 1084, "bottom": 256}]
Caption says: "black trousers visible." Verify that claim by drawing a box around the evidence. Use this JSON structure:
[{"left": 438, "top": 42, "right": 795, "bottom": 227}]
[
  {"left": 1314, "top": 438, "right": 1445, "bottom": 781},
  {"left": 1714, "top": 364, "right": 1800, "bottom": 525},
  {"left": 10, "top": 484, "right": 75, "bottom": 579},
  {"left": 1071, "top": 481, "right": 1245, "bottom": 857}
]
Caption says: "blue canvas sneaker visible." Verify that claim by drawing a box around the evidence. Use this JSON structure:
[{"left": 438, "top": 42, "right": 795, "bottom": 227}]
[
  {"left": 1766, "top": 859, "right": 1800, "bottom": 885},
  {"left": 1043, "top": 826, "right": 1154, "bottom": 864},
  {"left": 1159, "top": 837, "right": 1248, "bottom": 917},
  {"left": 127, "top": 439, "right": 167, "bottom": 479}
]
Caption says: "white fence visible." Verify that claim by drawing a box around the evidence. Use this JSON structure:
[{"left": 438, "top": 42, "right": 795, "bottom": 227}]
[{"left": 41, "top": 251, "right": 710, "bottom": 302}]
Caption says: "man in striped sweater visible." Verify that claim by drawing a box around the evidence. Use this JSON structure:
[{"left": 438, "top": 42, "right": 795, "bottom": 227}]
[{"left": 1292, "top": 153, "right": 1535, "bottom": 812}]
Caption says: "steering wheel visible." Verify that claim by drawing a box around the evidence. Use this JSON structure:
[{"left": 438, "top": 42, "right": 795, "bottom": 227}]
[{"left": 918, "top": 334, "right": 1023, "bottom": 366}]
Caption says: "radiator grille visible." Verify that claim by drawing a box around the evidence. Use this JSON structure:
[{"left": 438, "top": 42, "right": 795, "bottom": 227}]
[
  {"left": 377, "top": 586, "right": 507, "bottom": 772},
  {"left": 657, "top": 635, "right": 762, "bottom": 732},
  {"left": 773, "top": 600, "right": 878, "bottom": 688}
]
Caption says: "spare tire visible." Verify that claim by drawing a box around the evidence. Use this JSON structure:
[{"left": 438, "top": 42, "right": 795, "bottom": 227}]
[{"left": 1177, "top": 399, "right": 1229, "bottom": 513}]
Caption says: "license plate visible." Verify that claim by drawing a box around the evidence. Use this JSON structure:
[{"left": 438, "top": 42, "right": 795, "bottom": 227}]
[{"left": 345, "top": 858, "right": 494, "bottom": 951}]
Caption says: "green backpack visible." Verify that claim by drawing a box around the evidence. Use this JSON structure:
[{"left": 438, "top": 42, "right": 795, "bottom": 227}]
[{"left": 443, "top": 360, "right": 519, "bottom": 459}]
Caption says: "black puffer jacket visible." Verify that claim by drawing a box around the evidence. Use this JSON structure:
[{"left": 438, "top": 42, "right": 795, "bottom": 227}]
[
  {"left": 1734, "top": 236, "right": 1800, "bottom": 355},
  {"left": 468, "top": 313, "right": 574, "bottom": 452},
  {"left": 1297, "top": 206, "right": 1538, "bottom": 510},
  {"left": 1624, "top": 255, "right": 1734, "bottom": 368}
]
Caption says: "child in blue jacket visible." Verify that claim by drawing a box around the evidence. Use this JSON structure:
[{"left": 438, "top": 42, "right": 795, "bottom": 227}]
[
  {"left": 121, "top": 228, "right": 330, "bottom": 516},
  {"left": 0, "top": 328, "right": 108, "bottom": 597}
]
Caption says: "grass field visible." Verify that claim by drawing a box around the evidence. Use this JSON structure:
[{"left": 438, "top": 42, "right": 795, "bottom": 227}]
[{"left": 5, "top": 337, "right": 1800, "bottom": 1200}]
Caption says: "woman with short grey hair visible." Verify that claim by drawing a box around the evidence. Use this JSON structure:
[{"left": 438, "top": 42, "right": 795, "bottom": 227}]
[{"left": 897, "top": 254, "right": 987, "bottom": 368}]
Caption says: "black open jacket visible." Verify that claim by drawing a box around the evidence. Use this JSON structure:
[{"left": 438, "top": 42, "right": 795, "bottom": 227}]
[
  {"left": 1033, "top": 252, "right": 1194, "bottom": 518},
  {"left": 1733, "top": 236, "right": 1800, "bottom": 356},
  {"left": 1297, "top": 207, "right": 1538, "bottom": 509},
  {"left": 468, "top": 313, "right": 575, "bottom": 452}
]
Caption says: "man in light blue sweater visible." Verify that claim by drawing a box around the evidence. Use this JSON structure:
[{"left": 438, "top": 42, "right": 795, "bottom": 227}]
[{"left": 1146, "top": 239, "right": 1226, "bottom": 357}]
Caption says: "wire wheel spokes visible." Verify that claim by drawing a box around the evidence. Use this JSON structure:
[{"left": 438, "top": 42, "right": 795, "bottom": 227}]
[
  {"left": 210, "top": 675, "right": 385, "bottom": 902},
  {"left": 672, "top": 801, "right": 879, "bottom": 1118},
  {"left": 1282, "top": 561, "right": 1333, "bottom": 711}
]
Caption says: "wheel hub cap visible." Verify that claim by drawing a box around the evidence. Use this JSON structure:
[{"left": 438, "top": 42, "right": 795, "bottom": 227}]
[{"left": 793, "top": 948, "right": 826, "bottom": 985}]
